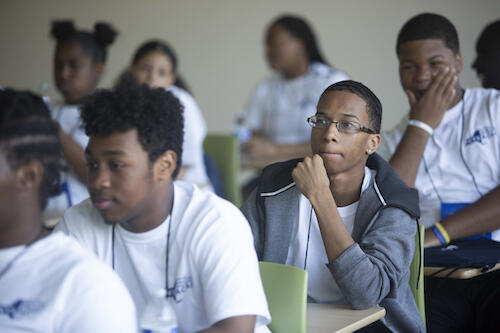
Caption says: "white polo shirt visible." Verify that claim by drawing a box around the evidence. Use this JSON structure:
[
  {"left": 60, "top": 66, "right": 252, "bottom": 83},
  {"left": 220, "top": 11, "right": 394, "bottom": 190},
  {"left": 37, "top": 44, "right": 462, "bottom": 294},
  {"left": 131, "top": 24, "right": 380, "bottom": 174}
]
[
  {"left": 45, "top": 103, "right": 89, "bottom": 220},
  {"left": 378, "top": 88, "right": 500, "bottom": 241},
  {"left": 242, "top": 62, "right": 349, "bottom": 145},
  {"left": 55, "top": 181, "right": 271, "bottom": 332}
]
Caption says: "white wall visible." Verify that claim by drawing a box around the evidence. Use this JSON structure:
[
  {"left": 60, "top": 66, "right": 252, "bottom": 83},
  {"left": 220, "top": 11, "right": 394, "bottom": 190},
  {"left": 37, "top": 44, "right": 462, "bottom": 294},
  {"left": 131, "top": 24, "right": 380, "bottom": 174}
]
[{"left": 1, "top": 0, "right": 499, "bottom": 132}]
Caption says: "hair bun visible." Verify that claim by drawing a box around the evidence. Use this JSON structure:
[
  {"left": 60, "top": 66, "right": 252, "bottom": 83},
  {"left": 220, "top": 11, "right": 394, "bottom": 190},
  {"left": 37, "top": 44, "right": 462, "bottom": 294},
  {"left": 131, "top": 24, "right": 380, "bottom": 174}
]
[
  {"left": 93, "top": 22, "right": 118, "bottom": 47},
  {"left": 51, "top": 20, "right": 76, "bottom": 40}
]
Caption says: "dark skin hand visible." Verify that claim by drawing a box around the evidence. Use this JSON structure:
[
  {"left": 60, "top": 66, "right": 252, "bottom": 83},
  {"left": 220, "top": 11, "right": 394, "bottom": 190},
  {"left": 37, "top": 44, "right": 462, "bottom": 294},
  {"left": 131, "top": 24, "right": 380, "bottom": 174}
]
[{"left": 389, "top": 67, "right": 459, "bottom": 187}]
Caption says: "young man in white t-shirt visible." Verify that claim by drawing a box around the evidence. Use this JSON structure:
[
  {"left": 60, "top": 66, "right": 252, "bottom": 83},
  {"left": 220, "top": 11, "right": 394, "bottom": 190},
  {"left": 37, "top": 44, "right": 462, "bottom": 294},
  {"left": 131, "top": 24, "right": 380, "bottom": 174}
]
[
  {"left": 377, "top": 13, "right": 500, "bottom": 332},
  {"left": 378, "top": 12, "right": 500, "bottom": 246},
  {"left": 0, "top": 89, "right": 136, "bottom": 333},
  {"left": 55, "top": 84, "right": 271, "bottom": 332}
]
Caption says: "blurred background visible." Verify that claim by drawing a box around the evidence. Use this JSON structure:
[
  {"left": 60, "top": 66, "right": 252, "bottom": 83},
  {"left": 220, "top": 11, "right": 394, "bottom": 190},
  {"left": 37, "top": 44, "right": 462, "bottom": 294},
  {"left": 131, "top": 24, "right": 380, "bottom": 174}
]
[{"left": 1, "top": 0, "right": 499, "bottom": 133}]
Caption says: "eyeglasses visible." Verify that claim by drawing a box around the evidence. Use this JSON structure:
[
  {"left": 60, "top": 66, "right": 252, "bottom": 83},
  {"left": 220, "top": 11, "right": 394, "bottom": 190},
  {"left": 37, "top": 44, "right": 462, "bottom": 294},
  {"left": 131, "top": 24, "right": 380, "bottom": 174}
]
[{"left": 307, "top": 116, "right": 375, "bottom": 134}]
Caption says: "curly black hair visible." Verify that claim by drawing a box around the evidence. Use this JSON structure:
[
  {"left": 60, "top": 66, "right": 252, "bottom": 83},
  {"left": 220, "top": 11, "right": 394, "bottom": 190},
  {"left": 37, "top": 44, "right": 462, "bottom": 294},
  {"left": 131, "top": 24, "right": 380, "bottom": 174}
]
[
  {"left": 51, "top": 20, "right": 118, "bottom": 63},
  {"left": 80, "top": 83, "right": 184, "bottom": 178},
  {"left": 0, "top": 89, "right": 64, "bottom": 210},
  {"left": 396, "top": 13, "right": 459, "bottom": 55},
  {"left": 321, "top": 80, "right": 382, "bottom": 134}
]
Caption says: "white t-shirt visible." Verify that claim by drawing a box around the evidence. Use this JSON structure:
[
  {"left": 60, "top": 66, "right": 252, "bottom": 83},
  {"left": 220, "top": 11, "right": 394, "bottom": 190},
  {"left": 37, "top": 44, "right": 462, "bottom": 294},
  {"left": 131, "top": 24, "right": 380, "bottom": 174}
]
[
  {"left": 0, "top": 232, "right": 136, "bottom": 332},
  {"left": 167, "top": 86, "right": 211, "bottom": 190},
  {"left": 286, "top": 167, "right": 372, "bottom": 304},
  {"left": 55, "top": 181, "right": 271, "bottom": 332},
  {"left": 378, "top": 88, "right": 500, "bottom": 241},
  {"left": 45, "top": 103, "right": 89, "bottom": 220},
  {"left": 242, "top": 62, "right": 349, "bottom": 144}
]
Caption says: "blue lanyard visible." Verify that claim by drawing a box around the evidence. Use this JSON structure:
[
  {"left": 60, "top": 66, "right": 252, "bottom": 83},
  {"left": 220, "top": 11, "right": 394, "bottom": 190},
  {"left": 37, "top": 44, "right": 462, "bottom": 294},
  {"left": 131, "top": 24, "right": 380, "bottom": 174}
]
[{"left": 60, "top": 181, "right": 73, "bottom": 207}]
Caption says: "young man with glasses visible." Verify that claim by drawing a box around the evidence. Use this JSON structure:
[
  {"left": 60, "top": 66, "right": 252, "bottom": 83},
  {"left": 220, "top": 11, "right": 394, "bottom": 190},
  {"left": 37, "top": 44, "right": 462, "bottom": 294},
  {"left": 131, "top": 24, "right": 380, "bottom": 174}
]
[{"left": 242, "top": 80, "right": 425, "bottom": 333}]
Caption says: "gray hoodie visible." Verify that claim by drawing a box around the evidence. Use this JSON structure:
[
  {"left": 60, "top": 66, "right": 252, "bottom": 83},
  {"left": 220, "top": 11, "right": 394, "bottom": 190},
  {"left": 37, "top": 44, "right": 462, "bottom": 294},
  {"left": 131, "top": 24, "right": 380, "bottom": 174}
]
[{"left": 241, "top": 153, "right": 425, "bottom": 333}]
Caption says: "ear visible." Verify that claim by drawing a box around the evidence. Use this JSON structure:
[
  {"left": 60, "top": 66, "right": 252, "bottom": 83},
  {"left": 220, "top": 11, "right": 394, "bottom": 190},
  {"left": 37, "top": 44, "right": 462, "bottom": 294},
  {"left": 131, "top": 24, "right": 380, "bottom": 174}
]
[
  {"left": 365, "top": 134, "right": 381, "bottom": 155},
  {"left": 16, "top": 160, "right": 44, "bottom": 194},
  {"left": 455, "top": 51, "right": 463, "bottom": 75},
  {"left": 153, "top": 150, "right": 177, "bottom": 182}
]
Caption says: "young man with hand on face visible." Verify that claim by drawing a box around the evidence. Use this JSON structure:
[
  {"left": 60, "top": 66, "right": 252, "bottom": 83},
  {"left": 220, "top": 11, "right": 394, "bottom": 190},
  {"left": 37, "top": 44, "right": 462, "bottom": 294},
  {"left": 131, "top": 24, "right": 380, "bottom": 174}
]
[
  {"left": 378, "top": 12, "right": 500, "bottom": 247},
  {"left": 242, "top": 80, "right": 424, "bottom": 333},
  {"left": 377, "top": 13, "right": 500, "bottom": 333},
  {"left": 0, "top": 89, "right": 136, "bottom": 332},
  {"left": 55, "top": 84, "right": 271, "bottom": 333}
]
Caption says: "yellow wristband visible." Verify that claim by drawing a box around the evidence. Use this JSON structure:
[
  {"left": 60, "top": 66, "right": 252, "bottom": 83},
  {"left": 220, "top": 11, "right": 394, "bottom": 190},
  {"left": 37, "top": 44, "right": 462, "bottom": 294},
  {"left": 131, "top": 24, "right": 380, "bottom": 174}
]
[{"left": 434, "top": 222, "right": 450, "bottom": 245}]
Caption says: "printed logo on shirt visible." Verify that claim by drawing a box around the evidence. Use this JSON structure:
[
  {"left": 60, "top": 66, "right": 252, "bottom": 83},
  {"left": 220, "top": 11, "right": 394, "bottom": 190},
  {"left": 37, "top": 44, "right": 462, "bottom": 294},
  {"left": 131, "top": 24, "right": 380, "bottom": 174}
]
[
  {"left": 465, "top": 126, "right": 496, "bottom": 146},
  {"left": 167, "top": 276, "right": 193, "bottom": 303},
  {"left": 0, "top": 299, "right": 45, "bottom": 319}
]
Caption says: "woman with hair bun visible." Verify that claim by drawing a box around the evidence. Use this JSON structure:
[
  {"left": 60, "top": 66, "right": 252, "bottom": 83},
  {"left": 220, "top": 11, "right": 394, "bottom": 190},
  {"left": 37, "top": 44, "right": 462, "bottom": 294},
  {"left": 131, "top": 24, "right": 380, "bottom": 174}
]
[
  {"left": 241, "top": 14, "right": 349, "bottom": 161},
  {"left": 46, "top": 20, "right": 118, "bottom": 220}
]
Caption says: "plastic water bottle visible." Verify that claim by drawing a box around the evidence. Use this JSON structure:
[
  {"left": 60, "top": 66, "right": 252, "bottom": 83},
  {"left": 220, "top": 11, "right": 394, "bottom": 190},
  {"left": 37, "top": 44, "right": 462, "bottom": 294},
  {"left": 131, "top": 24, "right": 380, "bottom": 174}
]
[
  {"left": 234, "top": 116, "right": 252, "bottom": 143},
  {"left": 140, "top": 289, "right": 178, "bottom": 333},
  {"left": 39, "top": 82, "right": 51, "bottom": 107}
]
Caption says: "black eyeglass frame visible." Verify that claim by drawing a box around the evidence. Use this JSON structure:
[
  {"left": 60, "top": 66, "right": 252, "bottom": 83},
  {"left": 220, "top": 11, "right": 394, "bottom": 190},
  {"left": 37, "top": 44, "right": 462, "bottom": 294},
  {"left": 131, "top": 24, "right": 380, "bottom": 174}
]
[{"left": 307, "top": 116, "right": 376, "bottom": 134}]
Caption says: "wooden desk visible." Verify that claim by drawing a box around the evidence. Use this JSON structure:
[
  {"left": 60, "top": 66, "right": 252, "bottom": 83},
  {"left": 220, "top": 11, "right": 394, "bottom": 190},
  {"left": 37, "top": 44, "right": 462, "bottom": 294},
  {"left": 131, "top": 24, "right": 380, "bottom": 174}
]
[
  {"left": 424, "top": 262, "right": 500, "bottom": 279},
  {"left": 307, "top": 303, "right": 386, "bottom": 333}
]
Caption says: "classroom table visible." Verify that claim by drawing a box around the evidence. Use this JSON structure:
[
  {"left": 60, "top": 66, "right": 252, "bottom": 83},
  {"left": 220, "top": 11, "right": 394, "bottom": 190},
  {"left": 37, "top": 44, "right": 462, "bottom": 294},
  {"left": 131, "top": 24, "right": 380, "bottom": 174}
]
[
  {"left": 307, "top": 303, "right": 386, "bottom": 333},
  {"left": 239, "top": 154, "right": 283, "bottom": 186},
  {"left": 424, "top": 262, "right": 500, "bottom": 279}
]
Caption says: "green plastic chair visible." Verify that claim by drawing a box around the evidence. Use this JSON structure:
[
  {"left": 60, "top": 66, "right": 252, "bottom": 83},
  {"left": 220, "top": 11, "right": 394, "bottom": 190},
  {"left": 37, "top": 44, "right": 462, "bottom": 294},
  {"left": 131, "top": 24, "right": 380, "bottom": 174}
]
[
  {"left": 259, "top": 262, "right": 308, "bottom": 333},
  {"left": 409, "top": 223, "right": 426, "bottom": 323},
  {"left": 203, "top": 134, "right": 242, "bottom": 207}
]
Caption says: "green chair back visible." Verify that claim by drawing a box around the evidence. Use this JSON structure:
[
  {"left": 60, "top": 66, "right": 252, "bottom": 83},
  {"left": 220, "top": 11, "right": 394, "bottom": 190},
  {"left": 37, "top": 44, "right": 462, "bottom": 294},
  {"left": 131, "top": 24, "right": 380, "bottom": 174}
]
[
  {"left": 259, "top": 262, "right": 308, "bottom": 333},
  {"left": 409, "top": 223, "right": 426, "bottom": 323},
  {"left": 203, "top": 134, "right": 242, "bottom": 207}
]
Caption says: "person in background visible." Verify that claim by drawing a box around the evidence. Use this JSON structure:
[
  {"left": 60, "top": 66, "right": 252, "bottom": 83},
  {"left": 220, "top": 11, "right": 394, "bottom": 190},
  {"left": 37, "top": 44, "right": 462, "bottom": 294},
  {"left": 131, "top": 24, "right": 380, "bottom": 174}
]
[
  {"left": 242, "top": 81, "right": 424, "bottom": 333},
  {"left": 376, "top": 13, "right": 500, "bottom": 332},
  {"left": 125, "top": 40, "right": 212, "bottom": 191},
  {"left": 240, "top": 14, "right": 349, "bottom": 162},
  {"left": 472, "top": 19, "right": 500, "bottom": 90},
  {"left": 55, "top": 84, "right": 271, "bottom": 332},
  {"left": 0, "top": 89, "right": 136, "bottom": 332},
  {"left": 45, "top": 20, "right": 117, "bottom": 221}
]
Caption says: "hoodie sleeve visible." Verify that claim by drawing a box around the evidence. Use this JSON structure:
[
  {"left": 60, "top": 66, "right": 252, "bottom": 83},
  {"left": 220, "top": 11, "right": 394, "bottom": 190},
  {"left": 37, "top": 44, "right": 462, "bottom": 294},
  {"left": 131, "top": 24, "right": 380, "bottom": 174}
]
[
  {"left": 326, "top": 207, "right": 416, "bottom": 309},
  {"left": 240, "top": 188, "right": 265, "bottom": 260}
]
